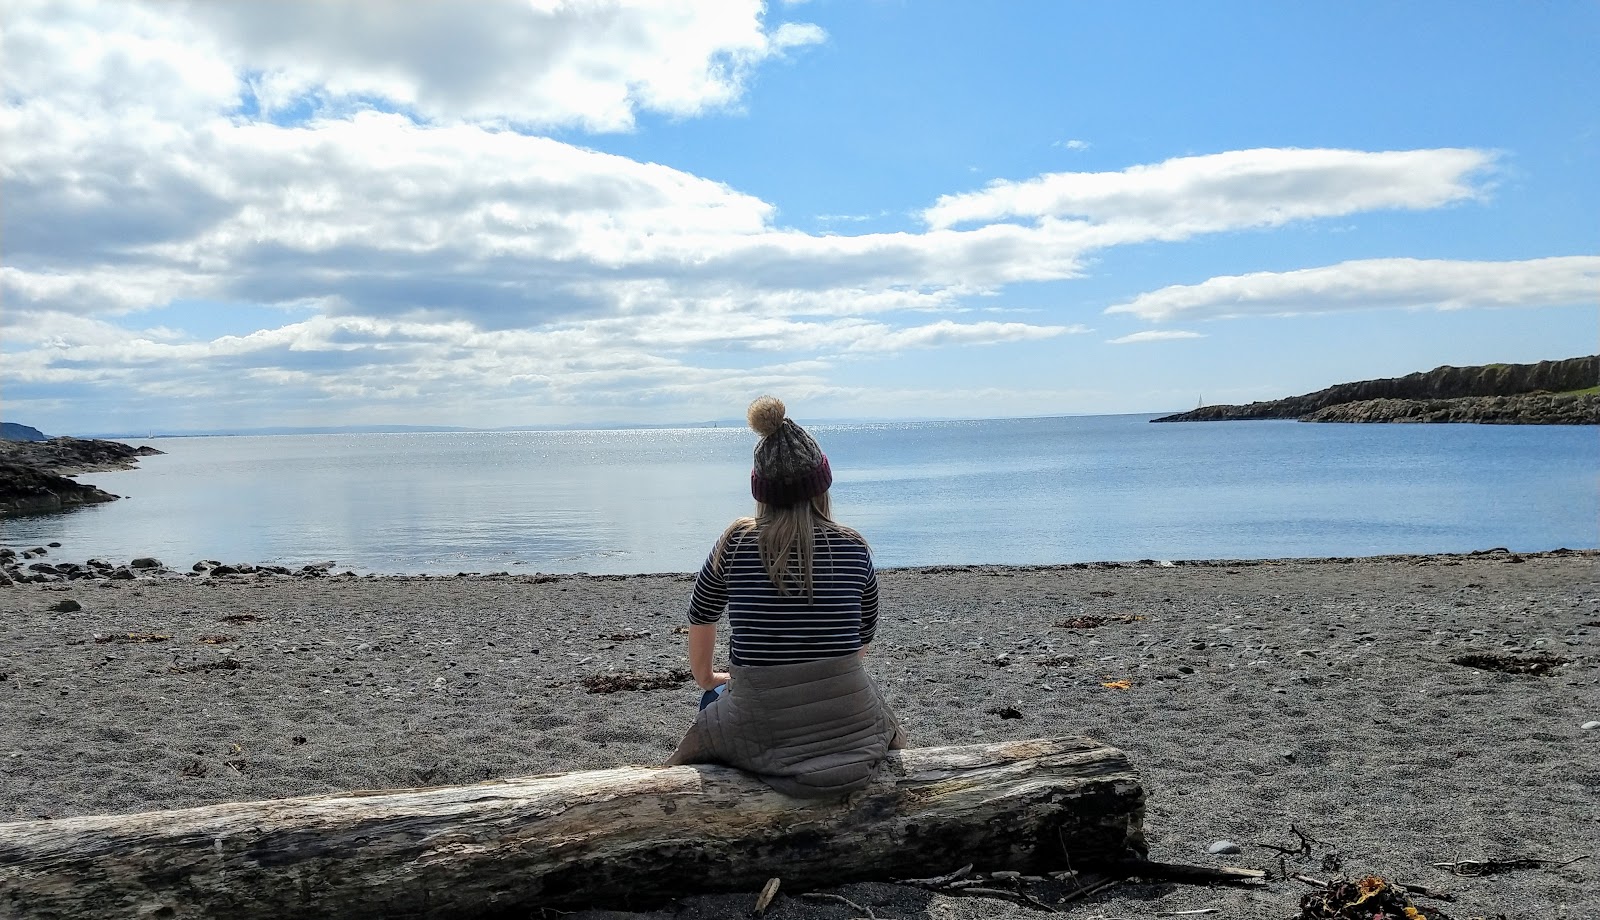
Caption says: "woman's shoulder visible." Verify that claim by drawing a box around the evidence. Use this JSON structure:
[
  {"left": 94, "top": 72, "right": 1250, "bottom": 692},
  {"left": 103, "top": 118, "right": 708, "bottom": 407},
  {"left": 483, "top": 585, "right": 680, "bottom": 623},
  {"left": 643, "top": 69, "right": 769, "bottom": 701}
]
[
  {"left": 817, "top": 521, "right": 871, "bottom": 551},
  {"left": 714, "top": 517, "right": 759, "bottom": 550}
]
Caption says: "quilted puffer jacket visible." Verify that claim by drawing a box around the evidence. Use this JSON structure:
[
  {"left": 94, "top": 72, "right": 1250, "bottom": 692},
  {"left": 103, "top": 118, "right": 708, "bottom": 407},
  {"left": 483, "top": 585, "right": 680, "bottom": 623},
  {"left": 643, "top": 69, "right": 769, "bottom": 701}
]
[{"left": 666, "top": 653, "right": 905, "bottom": 798}]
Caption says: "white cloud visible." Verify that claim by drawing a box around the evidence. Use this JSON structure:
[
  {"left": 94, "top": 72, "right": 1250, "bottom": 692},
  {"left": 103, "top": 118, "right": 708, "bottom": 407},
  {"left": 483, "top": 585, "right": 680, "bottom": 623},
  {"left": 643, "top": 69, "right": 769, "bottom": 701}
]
[
  {"left": 180, "top": 0, "right": 821, "bottom": 131},
  {"left": 1106, "top": 330, "right": 1206, "bottom": 344},
  {"left": 1104, "top": 256, "right": 1600, "bottom": 321},
  {"left": 1056, "top": 139, "right": 1091, "bottom": 151},
  {"left": 924, "top": 147, "right": 1494, "bottom": 233}
]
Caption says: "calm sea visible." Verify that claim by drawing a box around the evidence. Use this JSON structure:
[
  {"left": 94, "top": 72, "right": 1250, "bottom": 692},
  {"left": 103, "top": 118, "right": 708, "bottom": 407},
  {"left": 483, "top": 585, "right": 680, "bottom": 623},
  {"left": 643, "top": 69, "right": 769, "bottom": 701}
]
[{"left": 1, "top": 415, "right": 1593, "bottom": 574}]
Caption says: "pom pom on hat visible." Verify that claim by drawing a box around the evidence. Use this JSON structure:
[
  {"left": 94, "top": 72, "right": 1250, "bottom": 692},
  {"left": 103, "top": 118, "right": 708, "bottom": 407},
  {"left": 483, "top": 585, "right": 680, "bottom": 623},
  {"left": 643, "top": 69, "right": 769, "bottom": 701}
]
[
  {"left": 747, "top": 395, "right": 787, "bottom": 437},
  {"left": 746, "top": 396, "right": 832, "bottom": 505}
]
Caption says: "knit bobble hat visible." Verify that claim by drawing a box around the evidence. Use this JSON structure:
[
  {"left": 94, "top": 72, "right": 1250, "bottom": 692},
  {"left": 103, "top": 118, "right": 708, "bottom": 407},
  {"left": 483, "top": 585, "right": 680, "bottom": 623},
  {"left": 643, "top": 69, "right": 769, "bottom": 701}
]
[{"left": 747, "top": 396, "right": 832, "bottom": 505}]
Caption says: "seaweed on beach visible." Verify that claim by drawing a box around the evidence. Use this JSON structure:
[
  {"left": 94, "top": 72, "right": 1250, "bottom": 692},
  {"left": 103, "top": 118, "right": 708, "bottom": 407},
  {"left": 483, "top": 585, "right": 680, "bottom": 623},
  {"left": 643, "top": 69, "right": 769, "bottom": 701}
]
[
  {"left": 1055, "top": 614, "right": 1143, "bottom": 629},
  {"left": 1449, "top": 652, "right": 1569, "bottom": 676},
  {"left": 580, "top": 668, "right": 693, "bottom": 694},
  {"left": 218, "top": 613, "right": 261, "bottom": 624},
  {"left": 169, "top": 657, "right": 244, "bottom": 674},
  {"left": 94, "top": 632, "right": 170, "bottom": 644},
  {"left": 1299, "top": 875, "right": 1445, "bottom": 920}
]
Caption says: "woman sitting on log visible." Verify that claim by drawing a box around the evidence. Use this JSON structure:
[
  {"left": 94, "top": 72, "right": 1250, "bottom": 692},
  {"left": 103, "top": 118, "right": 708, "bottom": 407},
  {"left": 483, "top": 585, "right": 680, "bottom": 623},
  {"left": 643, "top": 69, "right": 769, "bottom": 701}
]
[{"left": 668, "top": 396, "right": 906, "bottom": 797}]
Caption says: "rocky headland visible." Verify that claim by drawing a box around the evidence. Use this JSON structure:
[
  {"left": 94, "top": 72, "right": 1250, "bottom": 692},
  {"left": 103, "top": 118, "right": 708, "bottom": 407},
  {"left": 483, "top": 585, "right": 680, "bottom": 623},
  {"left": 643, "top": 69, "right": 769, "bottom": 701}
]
[
  {"left": 1154, "top": 355, "right": 1598, "bottom": 424},
  {"left": 0, "top": 434, "right": 164, "bottom": 516}
]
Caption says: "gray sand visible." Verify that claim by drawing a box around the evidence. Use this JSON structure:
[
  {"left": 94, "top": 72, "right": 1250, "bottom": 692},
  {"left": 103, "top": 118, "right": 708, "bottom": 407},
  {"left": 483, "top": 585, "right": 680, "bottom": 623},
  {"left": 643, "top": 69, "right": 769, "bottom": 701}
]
[{"left": 2, "top": 552, "right": 1596, "bottom": 918}]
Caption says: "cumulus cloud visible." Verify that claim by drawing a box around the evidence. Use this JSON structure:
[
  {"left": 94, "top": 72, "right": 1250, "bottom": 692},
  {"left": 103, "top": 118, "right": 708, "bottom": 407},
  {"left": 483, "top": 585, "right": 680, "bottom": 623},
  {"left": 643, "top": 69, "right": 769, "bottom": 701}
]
[
  {"left": 1104, "top": 256, "right": 1600, "bottom": 322},
  {"left": 924, "top": 148, "right": 1494, "bottom": 233},
  {"left": 179, "top": 0, "right": 823, "bottom": 131},
  {"left": 1106, "top": 330, "right": 1206, "bottom": 344}
]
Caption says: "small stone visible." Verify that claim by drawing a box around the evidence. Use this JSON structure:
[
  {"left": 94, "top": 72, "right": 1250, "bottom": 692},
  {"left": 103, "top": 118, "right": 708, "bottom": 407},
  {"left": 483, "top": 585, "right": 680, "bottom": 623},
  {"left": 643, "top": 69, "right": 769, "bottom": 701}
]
[
  {"left": 48, "top": 599, "right": 82, "bottom": 613},
  {"left": 1208, "top": 840, "right": 1242, "bottom": 855},
  {"left": 1583, "top": 721, "right": 1600, "bottom": 731},
  {"left": 1280, "top": 750, "right": 1296, "bottom": 763},
  {"left": 1177, "top": 665, "right": 1195, "bottom": 674}
]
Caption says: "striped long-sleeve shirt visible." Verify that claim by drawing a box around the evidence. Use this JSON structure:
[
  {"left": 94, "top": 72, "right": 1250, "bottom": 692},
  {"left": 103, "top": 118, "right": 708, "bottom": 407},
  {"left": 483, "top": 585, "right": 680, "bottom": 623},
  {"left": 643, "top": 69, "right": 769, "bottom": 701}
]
[{"left": 688, "top": 525, "right": 879, "bottom": 666}]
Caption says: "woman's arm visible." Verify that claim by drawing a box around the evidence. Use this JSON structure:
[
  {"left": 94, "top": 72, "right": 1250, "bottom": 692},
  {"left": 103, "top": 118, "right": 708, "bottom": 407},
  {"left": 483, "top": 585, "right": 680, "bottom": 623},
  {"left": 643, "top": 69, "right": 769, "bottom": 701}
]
[{"left": 688, "top": 623, "right": 729, "bottom": 690}]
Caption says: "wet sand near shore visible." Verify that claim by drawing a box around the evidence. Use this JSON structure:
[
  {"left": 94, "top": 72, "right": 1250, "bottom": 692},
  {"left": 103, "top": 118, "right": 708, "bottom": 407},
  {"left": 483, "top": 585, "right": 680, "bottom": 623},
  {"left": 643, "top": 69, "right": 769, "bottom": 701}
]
[{"left": 2, "top": 551, "right": 1596, "bottom": 919}]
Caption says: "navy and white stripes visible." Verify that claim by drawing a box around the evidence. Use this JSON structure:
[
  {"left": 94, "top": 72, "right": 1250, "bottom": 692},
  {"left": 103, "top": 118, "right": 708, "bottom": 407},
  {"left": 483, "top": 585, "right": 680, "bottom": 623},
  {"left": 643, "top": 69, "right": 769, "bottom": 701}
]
[{"left": 688, "top": 526, "right": 879, "bottom": 666}]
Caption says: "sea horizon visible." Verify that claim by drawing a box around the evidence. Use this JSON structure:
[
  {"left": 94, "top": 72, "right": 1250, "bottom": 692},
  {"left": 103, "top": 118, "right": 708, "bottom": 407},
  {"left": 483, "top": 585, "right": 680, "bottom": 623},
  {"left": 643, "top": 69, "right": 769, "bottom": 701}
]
[
  {"left": 65, "top": 408, "right": 1178, "bottom": 442},
  {"left": 2, "top": 415, "right": 1593, "bottom": 577}
]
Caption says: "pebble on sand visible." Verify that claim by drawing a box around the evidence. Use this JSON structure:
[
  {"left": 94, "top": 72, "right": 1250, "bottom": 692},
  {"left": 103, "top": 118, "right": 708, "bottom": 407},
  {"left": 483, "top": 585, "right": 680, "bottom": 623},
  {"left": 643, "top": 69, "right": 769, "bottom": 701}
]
[
  {"left": 1583, "top": 721, "right": 1600, "bottom": 731},
  {"left": 1207, "top": 840, "right": 1242, "bottom": 855}
]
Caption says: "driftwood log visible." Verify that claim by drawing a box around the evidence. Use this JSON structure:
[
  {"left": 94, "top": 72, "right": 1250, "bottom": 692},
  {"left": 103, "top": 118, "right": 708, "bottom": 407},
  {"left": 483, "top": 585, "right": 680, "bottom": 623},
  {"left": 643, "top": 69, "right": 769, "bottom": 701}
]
[{"left": 0, "top": 736, "right": 1145, "bottom": 919}]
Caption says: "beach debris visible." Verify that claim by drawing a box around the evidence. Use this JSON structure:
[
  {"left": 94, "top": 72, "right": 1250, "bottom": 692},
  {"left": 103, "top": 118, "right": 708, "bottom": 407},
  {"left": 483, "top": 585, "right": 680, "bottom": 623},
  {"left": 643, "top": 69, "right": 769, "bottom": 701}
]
[
  {"left": 1449, "top": 652, "right": 1569, "bottom": 676},
  {"left": 48, "top": 599, "right": 82, "bottom": 612},
  {"left": 292, "top": 736, "right": 307, "bottom": 745},
  {"left": 798, "top": 892, "right": 885, "bottom": 918},
  {"left": 218, "top": 613, "right": 261, "bottom": 624},
  {"left": 169, "top": 657, "right": 243, "bottom": 674},
  {"left": 1035, "top": 654, "right": 1076, "bottom": 667},
  {"left": 1207, "top": 840, "right": 1242, "bottom": 855},
  {"left": 1254, "top": 824, "right": 1322, "bottom": 858},
  {"left": 580, "top": 668, "right": 693, "bottom": 694},
  {"left": 94, "top": 632, "right": 170, "bottom": 644},
  {"left": 1100, "top": 679, "right": 1133, "bottom": 691},
  {"left": 598, "top": 630, "right": 650, "bottom": 642},
  {"left": 986, "top": 706, "right": 1024, "bottom": 720},
  {"left": 898, "top": 864, "right": 974, "bottom": 887},
  {"left": 196, "top": 634, "right": 233, "bottom": 644},
  {"left": 1089, "top": 590, "right": 1116, "bottom": 597},
  {"left": 1430, "top": 854, "right": 1591, "bottom": 877},
  {"left": 1296, "top": 874, "right": 1439, "bottom": 920},
  {"left": 752, "top": 877, "right": 781, "bottom": 916},
  {"left": 1055, "top": 614, "right": 1144, "bottom": 629},
  {"left": 181, "top": 759, "right": 207, "bottom": 778}
]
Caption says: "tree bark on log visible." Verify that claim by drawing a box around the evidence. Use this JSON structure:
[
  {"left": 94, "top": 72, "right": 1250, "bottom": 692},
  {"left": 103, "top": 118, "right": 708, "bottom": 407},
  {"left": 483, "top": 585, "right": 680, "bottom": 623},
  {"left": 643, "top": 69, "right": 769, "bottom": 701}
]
[{"left": 0, "top": 736, "right": 1145, "bottom": 920}]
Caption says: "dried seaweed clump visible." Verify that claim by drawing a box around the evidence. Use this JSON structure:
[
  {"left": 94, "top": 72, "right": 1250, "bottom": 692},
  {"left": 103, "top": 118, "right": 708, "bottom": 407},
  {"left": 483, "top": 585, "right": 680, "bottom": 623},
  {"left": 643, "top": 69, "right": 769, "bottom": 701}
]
[
  {"left": 1299, "top": 875, "right": 1444, "bottom": 920},
  {"left": 581, "top": 669, "right": 693, "bottom": 694},
  {"left": 1449, "top": 652, "right": 1568, "bottom": 676}
]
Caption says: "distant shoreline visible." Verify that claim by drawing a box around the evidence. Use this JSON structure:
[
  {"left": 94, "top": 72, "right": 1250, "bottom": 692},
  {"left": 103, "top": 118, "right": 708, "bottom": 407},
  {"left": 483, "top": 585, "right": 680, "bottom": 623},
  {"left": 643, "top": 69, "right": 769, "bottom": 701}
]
[
  {"left": 1156, "top": 355, "right": 1598, "bottom": 424},
  {"left": 0, "top": 437, "right": 163, "bottom": 517}
]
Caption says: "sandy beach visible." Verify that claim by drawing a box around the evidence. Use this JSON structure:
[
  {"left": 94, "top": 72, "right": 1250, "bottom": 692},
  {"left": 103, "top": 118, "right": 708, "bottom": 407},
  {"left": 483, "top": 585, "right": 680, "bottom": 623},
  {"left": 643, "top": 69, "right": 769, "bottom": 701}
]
[{"left": 1, "top": 550, "right": 1595, "bottom": 919}]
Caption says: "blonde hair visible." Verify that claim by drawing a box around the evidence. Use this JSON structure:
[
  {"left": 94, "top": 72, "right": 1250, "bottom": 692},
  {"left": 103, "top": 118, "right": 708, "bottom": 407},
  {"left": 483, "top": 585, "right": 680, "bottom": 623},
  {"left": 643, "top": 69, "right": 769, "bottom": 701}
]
[{"left": 714, "top": 492, "right": 866, "bottom": 600}]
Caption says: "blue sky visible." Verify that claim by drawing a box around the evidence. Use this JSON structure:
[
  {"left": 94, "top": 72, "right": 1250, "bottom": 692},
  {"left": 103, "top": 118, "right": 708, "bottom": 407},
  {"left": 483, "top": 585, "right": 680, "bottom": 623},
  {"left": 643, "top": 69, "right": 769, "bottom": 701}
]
[{"left": 3, "top": 0, "right": 1596, "bottom": 434}]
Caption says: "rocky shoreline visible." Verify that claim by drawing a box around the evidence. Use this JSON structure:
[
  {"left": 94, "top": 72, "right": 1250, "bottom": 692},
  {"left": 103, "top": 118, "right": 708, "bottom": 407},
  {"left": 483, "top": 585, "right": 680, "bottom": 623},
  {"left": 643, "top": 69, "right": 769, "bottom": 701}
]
[
  {"left": 1156, "top": 355, "right": 1598, "bottom": 424},
  {"left": 0, "top": 437, "right": 163, "bottom": 516},
  {"left": 1300, "top": 392, "right": 1598, "bottom": 424},
  {"left": 0, "top": 547, "right": 343, "bottom": 588},
  {"left": 2, "top": 542, "right": 1587, "bottom": 589}
]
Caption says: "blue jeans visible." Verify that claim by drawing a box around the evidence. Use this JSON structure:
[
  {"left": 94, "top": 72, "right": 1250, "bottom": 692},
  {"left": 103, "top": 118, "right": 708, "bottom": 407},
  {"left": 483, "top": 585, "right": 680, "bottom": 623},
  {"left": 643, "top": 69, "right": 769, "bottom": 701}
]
[{"left": 698, "top": 685, "right": 728, "bottom": 710}]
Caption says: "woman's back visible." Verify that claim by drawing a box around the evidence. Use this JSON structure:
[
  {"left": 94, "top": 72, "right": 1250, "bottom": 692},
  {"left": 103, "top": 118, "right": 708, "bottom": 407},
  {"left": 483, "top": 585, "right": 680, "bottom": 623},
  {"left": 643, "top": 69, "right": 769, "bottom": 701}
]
[{"left": 689, "top": 523, "right": 878, "bottom": 666}]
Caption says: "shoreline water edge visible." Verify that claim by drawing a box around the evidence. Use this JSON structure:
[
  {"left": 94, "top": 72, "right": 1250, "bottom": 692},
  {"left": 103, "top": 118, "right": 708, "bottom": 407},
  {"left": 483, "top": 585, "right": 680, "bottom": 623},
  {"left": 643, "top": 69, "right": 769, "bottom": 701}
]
[{"left": 2, "top": 548, "right": 1595, "bottom": 918}]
